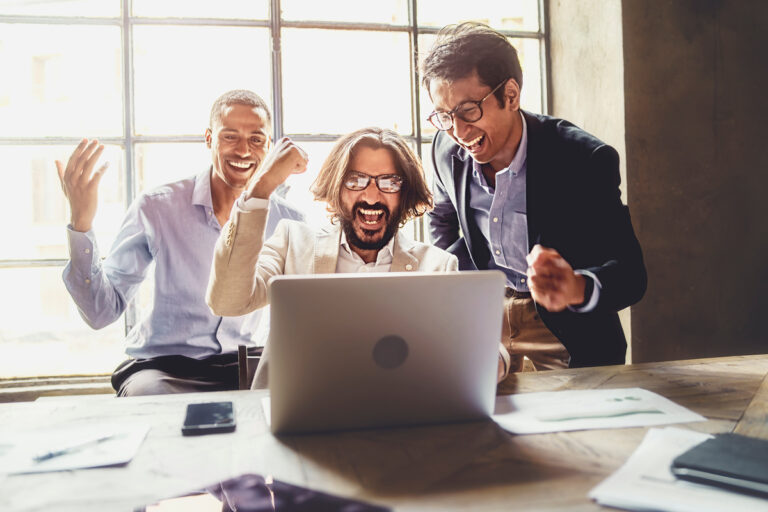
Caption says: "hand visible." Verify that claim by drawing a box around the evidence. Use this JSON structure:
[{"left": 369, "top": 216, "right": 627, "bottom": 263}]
[
  {"left": 526, "top": 244, "right": 586, "bottom": 312},
  {"left": 55, "top": 138, "right": 109, "bottom": 233},
  {"left": 497, "top": 355, "right": 505, "bottom": 383},
  {"left": 246, "top": 137, "right": 308, "bottom": 199}
]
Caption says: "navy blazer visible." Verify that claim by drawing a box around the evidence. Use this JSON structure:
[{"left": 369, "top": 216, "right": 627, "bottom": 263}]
[{"left": 428, "top": 111, "right": 647, "bottom": 367}]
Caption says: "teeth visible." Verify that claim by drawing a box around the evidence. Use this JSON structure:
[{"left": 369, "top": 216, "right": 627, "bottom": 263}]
[
  {"left": 228, "top": 161, "right": 253, "bottom": 169},
  {"left": 462, "top": 135, "right": 483, "bottom": 147},
  {"left": 359, "top": 208, "right": 383, "bottom": 215}
]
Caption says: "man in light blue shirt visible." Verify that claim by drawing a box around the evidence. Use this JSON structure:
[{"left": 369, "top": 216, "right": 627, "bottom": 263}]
[{"left": 56, "top": 90, "right": 303, "bottom": 396}]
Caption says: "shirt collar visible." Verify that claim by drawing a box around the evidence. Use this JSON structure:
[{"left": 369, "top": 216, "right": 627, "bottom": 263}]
[
  {"left": 192, "top": 167, "right": 215, "bottom": 209},
  {"left": 339, "top": 229, "right": 396, "bottom": 263},
  {"left": 471, "top": 110, "right": 528, "bottom": 179}
]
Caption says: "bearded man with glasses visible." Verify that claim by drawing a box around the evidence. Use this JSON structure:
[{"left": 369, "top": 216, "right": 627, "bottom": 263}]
[
  {"left": 422, "top": 23, "right": 647, "bottom": 388},
  {"left": 207, "top": 127, "right": 509, "bottom": 388}
]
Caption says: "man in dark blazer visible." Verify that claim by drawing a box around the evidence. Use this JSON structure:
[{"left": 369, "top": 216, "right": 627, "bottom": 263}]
[{"left": 421, "top": 23, "right": 646, "bottom": 385}]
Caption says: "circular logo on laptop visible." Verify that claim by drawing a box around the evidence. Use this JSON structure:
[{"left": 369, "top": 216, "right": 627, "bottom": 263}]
[{"left": 372, "top": 335, "right": 409, "bottom": 369}]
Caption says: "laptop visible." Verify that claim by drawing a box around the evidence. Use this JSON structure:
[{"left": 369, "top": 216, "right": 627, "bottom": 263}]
[{"left": 267, "top": 270, "right": 505, "bottom": 434}]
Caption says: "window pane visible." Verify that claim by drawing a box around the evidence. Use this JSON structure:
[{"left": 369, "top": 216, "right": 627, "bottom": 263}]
[
  {"left": 417, "top": 0, "right": 540, "bottom": 32},
  {"left": 281, "top": 0, "right": 408, "bottom": 24},
  {"left": 0, "top": 267, "right": 125, "bottom": 378},
  {"left": 418, "top": 34, "right": 542, "bottom": 134},
  {"left": 132, "top": 0, "right": 268, "bottom": 19},
  {"left": 133, "top": 26, "right": 271, "bottom": 136},
  {"left": 421, "top": 142, "right": 435, "bottom": 190},
  {"left": 282, "top": 29, "right": 412, "bottom": 135},
  {"left": 0, "top": 0, "right": 119, "bottom": 17},
  {"left": 0, "top": 24, "right": 123, "bottom": 137},
  {"left": 0, "top": 144, "right": 125, "bottom": 260},
  {"left": 135, "top": 142, "right": 211, "bottom": 193}
]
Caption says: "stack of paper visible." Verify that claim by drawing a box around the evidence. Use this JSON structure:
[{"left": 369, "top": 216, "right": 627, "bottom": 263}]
[{"left": 589, "top": 427, "right": 768, "bottom": 512}]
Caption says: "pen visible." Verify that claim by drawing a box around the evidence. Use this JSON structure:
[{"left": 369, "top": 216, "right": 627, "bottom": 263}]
[{"left": 33, "top": 433, "right": 116, "bottom": 462}]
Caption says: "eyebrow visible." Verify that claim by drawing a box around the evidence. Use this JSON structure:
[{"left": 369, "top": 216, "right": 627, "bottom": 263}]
[{"left": 220, "top": 128, "right": 268, "bottom": 136}]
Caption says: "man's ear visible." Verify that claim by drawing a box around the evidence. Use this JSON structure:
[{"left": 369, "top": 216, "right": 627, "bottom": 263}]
[
  {"left": 204, "top": 128, "right": 213, "bottom": 149},
  {"left": 504, "top": 78, "right": 521, "bottom": 111}
]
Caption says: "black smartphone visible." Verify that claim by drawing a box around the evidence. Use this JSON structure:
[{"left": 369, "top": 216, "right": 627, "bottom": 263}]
[{"left": 182, "top": 401, "right": 236, "bottom": 436}]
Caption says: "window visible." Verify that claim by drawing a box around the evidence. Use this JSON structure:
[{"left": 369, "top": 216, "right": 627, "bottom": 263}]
[{"left": 0, "top": 0, "right": 547, "bottom": 377}]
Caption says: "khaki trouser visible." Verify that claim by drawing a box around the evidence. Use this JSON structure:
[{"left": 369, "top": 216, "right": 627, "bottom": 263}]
[{"left": 500, "top": 295, "right": 570, "bottom": 385}]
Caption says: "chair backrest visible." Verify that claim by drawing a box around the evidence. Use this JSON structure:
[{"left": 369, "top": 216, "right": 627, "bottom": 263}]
[{"left": 237, "top": 345, "right": 263, "bottom": 390}]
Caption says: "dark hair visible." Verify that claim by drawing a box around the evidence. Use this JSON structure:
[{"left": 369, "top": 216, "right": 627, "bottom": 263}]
[
  {"left": 311, "top": 127, "right": 433, "bottom": 225},
  {"left": 421, "top": 22, "right": 523, "bottom": 106},
  {"left": 209, "top": 89, "right": 271, "bottom": 129}
]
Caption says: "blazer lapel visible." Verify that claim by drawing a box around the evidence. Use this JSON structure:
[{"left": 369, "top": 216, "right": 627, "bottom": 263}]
[
  {"left": 522, "top": 110, "right": 544, "bottom": 251},
  {"left": 390, "top": 231, "right": 419, "bottom": 271},
  {"left": 313, "top": 223, "right": 341, "bottom": 274}
]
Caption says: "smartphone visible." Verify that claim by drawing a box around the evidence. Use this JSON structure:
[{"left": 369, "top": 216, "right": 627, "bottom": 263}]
[{"left": 182, "top": 401, "right": 236, "bottom": 436}]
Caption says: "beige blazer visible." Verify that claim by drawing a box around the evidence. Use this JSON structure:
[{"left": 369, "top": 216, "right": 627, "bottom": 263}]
[{"left": 206, "top": 207, "right": 459, "bottom": 388}]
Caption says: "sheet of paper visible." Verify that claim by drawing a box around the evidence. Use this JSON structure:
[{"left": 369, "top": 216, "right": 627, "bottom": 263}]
[
  {"left": 0, "top": 422, "right": 150, "bottom": 474},
  {"left": 589, "top": 427, "right": 768, "bottom": 512},
  {"left": 492, "top": 387, "right": 705, "bottom": 434}
]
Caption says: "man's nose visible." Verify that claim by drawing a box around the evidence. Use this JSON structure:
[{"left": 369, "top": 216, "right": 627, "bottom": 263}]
[
  {"left": 235, "top": 138, "right": 251, "bottom": 157},
  {"left": 451, "top": 116, "right": 471, "bottom": 140},
  {"left": 360, "top": 179, "right": 382, "bottom": 202}
]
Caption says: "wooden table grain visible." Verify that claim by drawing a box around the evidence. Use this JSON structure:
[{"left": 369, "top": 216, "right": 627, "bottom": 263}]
[{"left": 1, "top": 354, "right": 766, "bottom": 512}]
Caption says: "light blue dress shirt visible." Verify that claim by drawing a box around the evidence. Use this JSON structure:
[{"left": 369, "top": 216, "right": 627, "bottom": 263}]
[
  {"left": 63, "top": 168, "right": 303, "bottom": 360},
  {"left": 468, "top": 113, "right": 531, "bottom": 291}
]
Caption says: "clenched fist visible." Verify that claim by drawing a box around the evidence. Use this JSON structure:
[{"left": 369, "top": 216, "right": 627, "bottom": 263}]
[
  {"left": 246, "top": 137, "right": 308, "bottom": 200},
  {"left": 526, "top": 244, "right": 586, "bottom": 312}
]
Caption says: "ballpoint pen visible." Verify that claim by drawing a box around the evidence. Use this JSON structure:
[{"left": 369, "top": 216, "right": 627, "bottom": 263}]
[{"left": 33, "top": 433, "right": 116, "bottom": 463}]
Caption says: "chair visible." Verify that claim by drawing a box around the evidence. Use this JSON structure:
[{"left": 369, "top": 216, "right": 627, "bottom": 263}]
[{"left": 237, "top": 345, "right": 263, "bottom": 390}]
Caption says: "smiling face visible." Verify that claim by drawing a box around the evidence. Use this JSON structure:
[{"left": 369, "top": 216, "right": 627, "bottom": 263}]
[
  {"left": 205, "top": 103, "right": 271, "bottom": 191},
  {"left": 339, "top": 146, "right": 403, "bottom": 257},
  {"left": 429, "top": 71, "right": 522, "bottom": 172}
]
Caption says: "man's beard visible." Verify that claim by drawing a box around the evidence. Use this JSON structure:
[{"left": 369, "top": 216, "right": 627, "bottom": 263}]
[{"left": 341, "top": 201, "right": 400, "bottom": 252}]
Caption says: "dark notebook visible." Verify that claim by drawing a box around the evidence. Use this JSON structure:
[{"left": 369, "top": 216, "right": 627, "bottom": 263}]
[{"left": 671, "top": 433, "right": 768, "bottom": 497}]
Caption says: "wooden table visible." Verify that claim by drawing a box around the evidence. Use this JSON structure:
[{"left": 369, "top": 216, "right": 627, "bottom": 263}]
[{"left": 1, "top": 354, "right": 766, "bottom": 511}]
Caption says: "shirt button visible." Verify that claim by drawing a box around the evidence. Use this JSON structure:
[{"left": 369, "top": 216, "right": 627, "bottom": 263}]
[
  {"left": 521, "top": 278, "right": 526, "bottom": 283},
  {"left": 85, "top": 278, "right": 91, "bottom": 284},
  {"left": 405, "top": 264, "right": 413, "bottom": 271},
  {"left": 495, "top": 250, "right": 501, "bottom": 255},
  {"left": 84, "top": 248, "right": 90, "bottom": 254},
  {"left": 493, "top": 217, "right": 498, "bottom": 223}
]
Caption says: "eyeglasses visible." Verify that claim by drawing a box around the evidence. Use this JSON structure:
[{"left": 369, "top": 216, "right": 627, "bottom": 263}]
[
  {"left": 343, "top": 171, "right": 404, "bottom": 193},
  {"left": 427, "top": 79, "right": 508, "bottom": 131}
]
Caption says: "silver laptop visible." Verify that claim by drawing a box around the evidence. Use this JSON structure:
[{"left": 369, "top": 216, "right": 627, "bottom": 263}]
[{"left": 267, "top": 270, "right": 505, "bottom": 434}]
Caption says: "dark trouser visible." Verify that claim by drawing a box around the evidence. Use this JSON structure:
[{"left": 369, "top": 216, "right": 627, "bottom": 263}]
[{"left": 111, "top": 349, "right": 261, "bottom": 397}]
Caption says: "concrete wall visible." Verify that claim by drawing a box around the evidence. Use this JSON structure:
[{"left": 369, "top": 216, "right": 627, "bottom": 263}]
[
  {"left": 623, "top": 0, "right": 768, "bottom": 361},
  {"left": 548, "top": 0, "right": 633, "bottom": 359},
  {"left": 549, "top": 0, "right": 768, "bottom": 362}
]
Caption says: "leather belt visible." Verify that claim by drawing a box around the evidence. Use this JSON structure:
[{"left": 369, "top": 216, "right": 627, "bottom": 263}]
[{"left": 505, "top": 287, "right": 532, "bottom": 299}]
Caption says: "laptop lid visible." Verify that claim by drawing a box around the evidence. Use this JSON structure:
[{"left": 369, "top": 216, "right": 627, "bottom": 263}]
[{"left": 268, "top": 271, "right": 505, "bottom": 434}]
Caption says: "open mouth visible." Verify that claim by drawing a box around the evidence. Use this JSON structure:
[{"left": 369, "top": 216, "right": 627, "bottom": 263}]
[
  {"left": 461, "top": 134, "right": 485, "bottom": 154},
  {"left": 353, "top": 204, "right": 390, "bottom": 236},
  {"left": 358, "top": 207, "right": 385, "bottom": 226},
  {"left": 226, "top": 160, "right": 256, "bottom": 172}
]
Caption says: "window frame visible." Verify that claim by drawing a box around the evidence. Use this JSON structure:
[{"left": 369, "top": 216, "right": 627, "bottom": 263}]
[{"left": 0, "top": 0, "right": 549, "bottom": 360}]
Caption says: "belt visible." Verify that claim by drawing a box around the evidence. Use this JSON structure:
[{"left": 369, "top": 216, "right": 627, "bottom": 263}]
[{"left": 505, "top": 287, "right": 532, "bottom": 299}]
